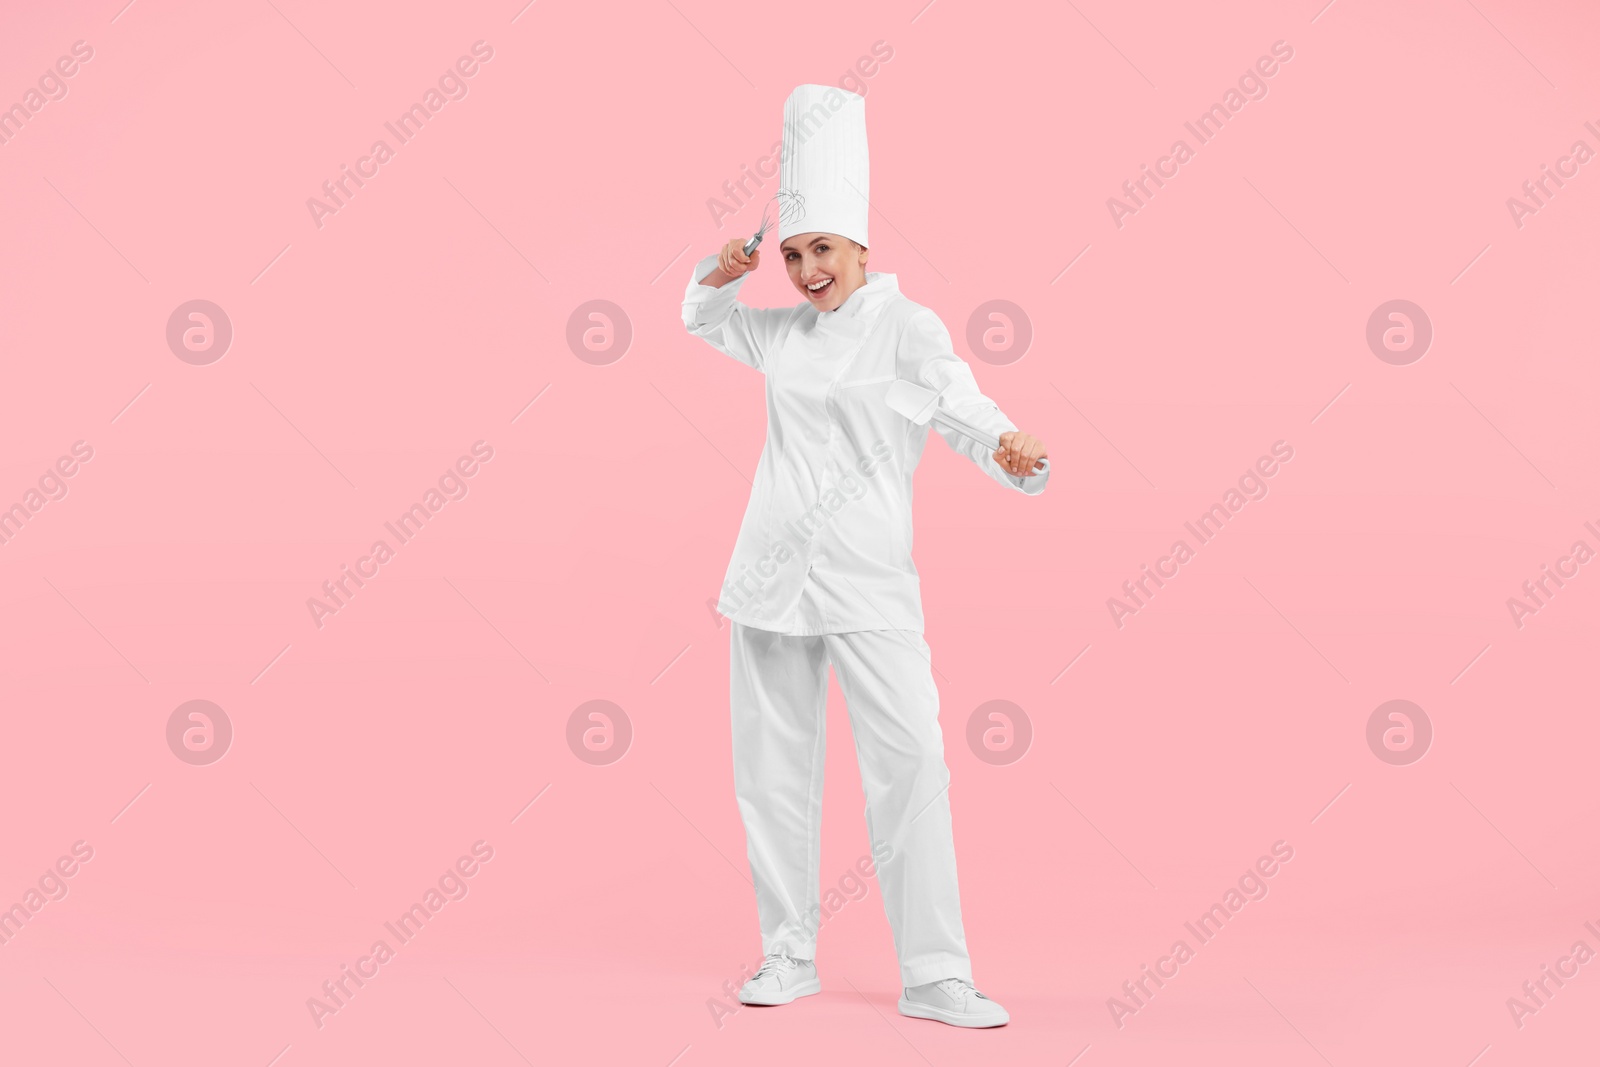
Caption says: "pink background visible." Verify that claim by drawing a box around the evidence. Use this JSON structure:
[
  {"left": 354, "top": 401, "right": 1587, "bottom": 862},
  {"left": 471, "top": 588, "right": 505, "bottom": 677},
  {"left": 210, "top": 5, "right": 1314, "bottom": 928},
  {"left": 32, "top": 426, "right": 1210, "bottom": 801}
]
[{"left": 2, "top": 1, "right": 1598, "bottom": 1064}]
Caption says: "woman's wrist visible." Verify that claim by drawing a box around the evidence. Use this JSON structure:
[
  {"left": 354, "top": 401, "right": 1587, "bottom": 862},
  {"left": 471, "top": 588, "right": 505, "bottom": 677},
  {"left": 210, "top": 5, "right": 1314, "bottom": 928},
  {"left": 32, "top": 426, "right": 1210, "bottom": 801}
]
[{"left": 699, "top": 266, "right": 740, "bottom": 288}]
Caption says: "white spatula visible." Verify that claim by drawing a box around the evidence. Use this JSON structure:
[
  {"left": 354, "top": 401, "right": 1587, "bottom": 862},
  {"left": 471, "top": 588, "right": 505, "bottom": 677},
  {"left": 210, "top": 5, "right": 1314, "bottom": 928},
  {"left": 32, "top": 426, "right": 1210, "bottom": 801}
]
[{"left": 886, "top": 379, "right": 1048, "bottom": 475}]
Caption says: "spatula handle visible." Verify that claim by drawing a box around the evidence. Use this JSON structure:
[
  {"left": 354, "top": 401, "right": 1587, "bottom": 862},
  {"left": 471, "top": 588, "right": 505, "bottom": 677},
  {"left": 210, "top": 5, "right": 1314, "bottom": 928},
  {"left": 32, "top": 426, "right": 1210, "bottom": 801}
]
[{"left": 931, "top": 412, "right": 1049, "bottom": 476}]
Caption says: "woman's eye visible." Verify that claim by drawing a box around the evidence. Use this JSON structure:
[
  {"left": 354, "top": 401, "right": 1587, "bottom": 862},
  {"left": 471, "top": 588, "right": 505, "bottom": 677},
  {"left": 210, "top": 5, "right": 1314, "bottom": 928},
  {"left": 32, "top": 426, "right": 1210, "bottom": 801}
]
[{"left": 816, "top": 245, "right": 829, "bottom": 253}]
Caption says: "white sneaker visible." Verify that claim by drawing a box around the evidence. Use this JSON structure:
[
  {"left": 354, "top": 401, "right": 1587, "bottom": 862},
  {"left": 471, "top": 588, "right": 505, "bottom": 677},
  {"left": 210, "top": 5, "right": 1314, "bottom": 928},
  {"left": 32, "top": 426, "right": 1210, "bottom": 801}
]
[
  {"left": 898, "top": 977, "right": 1009, "bottom": 1027},
  {"left": 737, "top": 953, "right": 821, "bottom": 1005}
]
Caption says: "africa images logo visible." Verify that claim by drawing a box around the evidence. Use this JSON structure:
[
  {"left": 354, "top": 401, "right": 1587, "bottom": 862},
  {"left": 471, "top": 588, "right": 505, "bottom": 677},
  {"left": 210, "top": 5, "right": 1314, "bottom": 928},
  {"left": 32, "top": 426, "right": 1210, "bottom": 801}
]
[
  {"left": 306, "top": 42, "right": 495, "bottom": 229},
  {"left": 1106, "top": 40, "right": 1295, "bottom": 229}
]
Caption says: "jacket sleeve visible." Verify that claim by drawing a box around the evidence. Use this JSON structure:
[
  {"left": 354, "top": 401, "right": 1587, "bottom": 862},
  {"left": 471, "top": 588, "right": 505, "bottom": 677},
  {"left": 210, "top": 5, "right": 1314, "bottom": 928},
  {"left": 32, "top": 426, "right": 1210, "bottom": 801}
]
[
  {"left": 899, "top": 307, "right": 1049, "bottom": 496},
  {"left": 681, "top": 253, "right": 791, "bottom": 374}
]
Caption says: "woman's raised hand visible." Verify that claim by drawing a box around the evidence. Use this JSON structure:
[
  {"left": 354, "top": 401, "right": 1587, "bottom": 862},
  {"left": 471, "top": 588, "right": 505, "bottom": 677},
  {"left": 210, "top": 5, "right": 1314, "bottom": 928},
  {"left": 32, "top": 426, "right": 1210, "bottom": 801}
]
[{"left": 718, "top": 238, "right": 761, "bottom": 278}]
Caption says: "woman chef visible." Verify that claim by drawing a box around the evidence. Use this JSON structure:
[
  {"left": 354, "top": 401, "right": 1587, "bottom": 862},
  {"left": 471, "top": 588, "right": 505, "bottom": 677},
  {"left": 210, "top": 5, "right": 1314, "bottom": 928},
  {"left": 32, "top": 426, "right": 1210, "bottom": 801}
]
[{"left": 681, "top": 84, "right": 1047, "bottom": 1029}]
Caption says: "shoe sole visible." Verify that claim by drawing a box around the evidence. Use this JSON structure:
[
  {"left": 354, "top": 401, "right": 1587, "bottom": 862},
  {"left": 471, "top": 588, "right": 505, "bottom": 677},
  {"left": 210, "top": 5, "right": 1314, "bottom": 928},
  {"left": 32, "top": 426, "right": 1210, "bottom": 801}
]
[
  {"left": 739, "top": 977, "right": 821, "bottom": 1006},
  {"left": 897, "top": 997, "right": 1009, "bottom": 1028}
]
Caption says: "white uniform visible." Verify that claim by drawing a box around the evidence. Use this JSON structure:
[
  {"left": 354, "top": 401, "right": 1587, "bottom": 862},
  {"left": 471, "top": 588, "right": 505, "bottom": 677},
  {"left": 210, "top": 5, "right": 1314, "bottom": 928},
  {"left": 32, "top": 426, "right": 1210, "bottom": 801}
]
[
  {"left": 682, "top": 256, "right": 1047, "bottom": 634},
  {"left": 684, "top": 83, "right": 1049, "bottom": 990}
]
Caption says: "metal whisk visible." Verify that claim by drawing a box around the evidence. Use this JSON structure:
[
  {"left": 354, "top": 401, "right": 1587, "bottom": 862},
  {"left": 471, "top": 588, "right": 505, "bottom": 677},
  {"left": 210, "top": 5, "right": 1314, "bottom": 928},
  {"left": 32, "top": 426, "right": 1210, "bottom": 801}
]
[{"left": 742, "top": 202, "right": 774, "bottom": 257}]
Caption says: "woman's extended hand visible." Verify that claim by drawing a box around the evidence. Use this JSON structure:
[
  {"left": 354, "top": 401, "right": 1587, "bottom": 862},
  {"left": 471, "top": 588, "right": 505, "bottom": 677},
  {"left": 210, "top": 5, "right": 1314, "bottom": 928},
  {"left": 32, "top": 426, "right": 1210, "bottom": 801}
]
[{"left": 995, "top": 431, "right": 1047, "bottom": 476}]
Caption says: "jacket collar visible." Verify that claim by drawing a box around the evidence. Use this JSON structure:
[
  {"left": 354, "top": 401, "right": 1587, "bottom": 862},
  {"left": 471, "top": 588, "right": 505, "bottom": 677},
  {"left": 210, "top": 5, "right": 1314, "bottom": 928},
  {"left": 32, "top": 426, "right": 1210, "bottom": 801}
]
[
  {"left": 826, "top": 272, "right": 898, "bottom": 320},
  {"left": 800, "top": 272, "right": 899, "bottom": 342}
]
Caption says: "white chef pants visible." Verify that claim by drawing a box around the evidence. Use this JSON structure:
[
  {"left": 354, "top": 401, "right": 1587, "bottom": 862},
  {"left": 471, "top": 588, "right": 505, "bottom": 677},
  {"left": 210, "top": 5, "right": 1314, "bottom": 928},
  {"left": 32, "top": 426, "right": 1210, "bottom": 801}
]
[{"left": 729, "top": 622, "right": 973, "bottom": 988}]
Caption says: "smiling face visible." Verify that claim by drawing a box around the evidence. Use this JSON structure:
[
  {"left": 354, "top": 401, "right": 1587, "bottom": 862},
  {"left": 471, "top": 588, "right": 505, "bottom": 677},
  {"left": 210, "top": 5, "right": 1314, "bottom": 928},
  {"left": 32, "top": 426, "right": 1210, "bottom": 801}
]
[{"left": 781, "top": 232, "right": 869, "bottom": 312}]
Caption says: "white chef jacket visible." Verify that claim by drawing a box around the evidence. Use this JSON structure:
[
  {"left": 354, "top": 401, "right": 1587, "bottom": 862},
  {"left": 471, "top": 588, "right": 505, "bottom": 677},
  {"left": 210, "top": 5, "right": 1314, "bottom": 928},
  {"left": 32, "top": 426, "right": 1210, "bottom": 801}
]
[{"left": 682, "top": 253, "right": 1049, "bottom": 635}]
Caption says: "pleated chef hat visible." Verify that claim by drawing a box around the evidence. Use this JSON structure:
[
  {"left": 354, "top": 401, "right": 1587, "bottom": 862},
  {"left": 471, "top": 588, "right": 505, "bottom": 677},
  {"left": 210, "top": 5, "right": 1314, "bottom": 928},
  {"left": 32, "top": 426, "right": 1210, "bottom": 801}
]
[{"left": 777, "top": 84, "right": 869, "bottom": 249}]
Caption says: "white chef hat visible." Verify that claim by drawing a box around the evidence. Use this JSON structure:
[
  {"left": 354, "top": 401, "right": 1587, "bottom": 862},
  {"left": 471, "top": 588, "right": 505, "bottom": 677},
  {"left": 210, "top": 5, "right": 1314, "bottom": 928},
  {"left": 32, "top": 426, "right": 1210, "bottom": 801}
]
[{"left": 777, "top": 84, "right": 869, "bottom": 249}]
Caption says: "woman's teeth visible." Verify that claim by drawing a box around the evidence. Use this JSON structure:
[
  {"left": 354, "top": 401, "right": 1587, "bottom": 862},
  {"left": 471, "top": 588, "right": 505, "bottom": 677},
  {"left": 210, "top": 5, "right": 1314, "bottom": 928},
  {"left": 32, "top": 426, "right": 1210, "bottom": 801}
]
[{"left": 807, "top": 278, "right": 833, "bottom": 295}]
